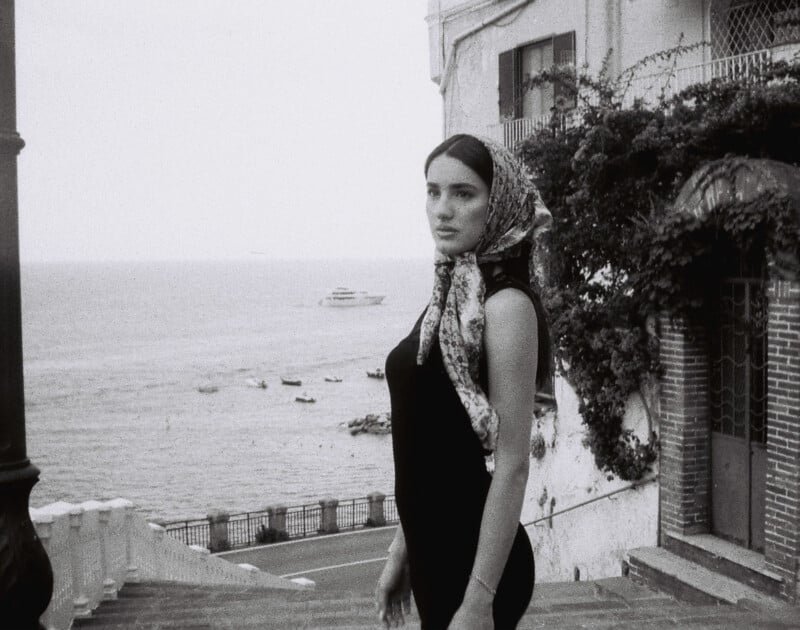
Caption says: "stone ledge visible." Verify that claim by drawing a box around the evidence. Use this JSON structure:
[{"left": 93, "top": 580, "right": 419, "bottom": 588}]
[
  {"left": 664, "top": 531, "right": 784, "bottom": 597},
  {"left": 627, "top": 546, "right": 787, "bottom": 610}
]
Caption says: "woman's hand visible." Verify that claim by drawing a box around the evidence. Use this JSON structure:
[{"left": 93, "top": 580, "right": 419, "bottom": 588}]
[
  {"left": 375, "top": 552, "right": 411, "bottom": 628},
  {"left": 447, "top": 578, "right": 494, "bottom": 629}
]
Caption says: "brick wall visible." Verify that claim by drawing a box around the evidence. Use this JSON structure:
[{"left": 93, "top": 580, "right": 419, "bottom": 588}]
[
  {"left": 658, "top": 315, "right": 711, "bottom": 539},
  {"left": 764, "top": 280, "right": 800, "bottom": 602}
]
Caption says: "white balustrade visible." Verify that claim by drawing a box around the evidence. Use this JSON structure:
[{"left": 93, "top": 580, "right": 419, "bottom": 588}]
[
  {"left": 123, "top": 501, "right": 139, "bottom": 583},
  {"left": 35, "top": 514, "right": 56, "bottom": 630},
  {"left": 489, "top": 113, "right": 558, "bottom": 148},
  {"left": 30, "top": 499, "right": 300, "bottom": 630},
  {"left": 98, "top": 505, "right": 116, "bottom": 600},
  {"left": 68, "top": 508, "right": 91, "bottom": 619},
  {"left": 625, "top": 49, "right": 773, "bottom": 107}
]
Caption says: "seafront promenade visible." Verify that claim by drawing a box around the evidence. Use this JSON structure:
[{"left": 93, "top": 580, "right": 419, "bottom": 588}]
[
  {"left": 161, "top": 492, "right": 398, "bottom": 551},
  {"left": 221, "top": 525, "right": 396, "bottom": 592}
]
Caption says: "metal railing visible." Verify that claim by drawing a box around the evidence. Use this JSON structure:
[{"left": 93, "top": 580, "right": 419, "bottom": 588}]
[
  {"left": 625, "top": 48, "right": 773, "bottom": 107},
  {"left": 384, "top": 495, "right": 398, "bottom": 523},
  {"left": 163, "top": 493, "right": 399, "bottom": 550},
  {"left": 488, "top": 113, "right": 571, "bottom": 149},
  {"left": 167, "top": 517, "right": 211, "bottom": 548},
  {"left": 228, "top": 511, "right": 270, "bottom": 547},
  {"left": 523, "top": 475, "right": 658, "bottom": 529},
  {"left": 491, "top": 45, "right": 799, "bottom": 148},
  {"left": 285, "top": 504, "right": 323, "bottom": 538}
]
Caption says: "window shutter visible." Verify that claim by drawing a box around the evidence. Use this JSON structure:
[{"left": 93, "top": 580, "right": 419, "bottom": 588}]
[
  {"left": 553, "top": 31, "right": 576, "bottom": 110},
  {"left": 498, "top": 49, "right": 516, "bottom": 121}
]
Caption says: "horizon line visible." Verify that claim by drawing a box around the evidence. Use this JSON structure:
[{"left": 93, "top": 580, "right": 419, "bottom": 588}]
[{"left": 20, "top": 254, "right": 434, "bottom": 265}]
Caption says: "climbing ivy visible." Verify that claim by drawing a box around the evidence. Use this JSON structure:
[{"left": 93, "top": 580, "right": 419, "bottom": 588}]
[{"left": 517, "top": 51, "right": 800, "bottom": 480}]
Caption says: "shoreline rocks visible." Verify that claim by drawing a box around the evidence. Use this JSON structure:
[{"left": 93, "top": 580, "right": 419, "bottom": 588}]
[{"left": 347, "top": 412, "right": 391, "bottom": 435}]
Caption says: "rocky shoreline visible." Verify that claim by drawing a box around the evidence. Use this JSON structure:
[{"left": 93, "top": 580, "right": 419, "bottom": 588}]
[{"left": 347, "top": 412, "right": 391, "bottom": 435}]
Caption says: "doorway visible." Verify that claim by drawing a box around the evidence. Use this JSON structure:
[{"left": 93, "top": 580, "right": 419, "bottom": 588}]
[{"left": 710, "top": 276, "right": 768, "bottom": 551}]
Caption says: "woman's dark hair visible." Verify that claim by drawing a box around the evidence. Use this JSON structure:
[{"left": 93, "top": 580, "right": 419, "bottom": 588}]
[{"left": 424, "top": 134, "right": 493, "bottom": 190}]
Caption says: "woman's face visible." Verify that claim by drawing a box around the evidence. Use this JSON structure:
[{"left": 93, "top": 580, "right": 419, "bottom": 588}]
[{"left": 425, "top": 154, "right": 491, "bottom": 256}]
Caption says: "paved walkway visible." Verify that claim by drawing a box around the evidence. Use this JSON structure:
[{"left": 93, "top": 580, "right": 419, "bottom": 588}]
[{"left": 219, "top": 525, "right": 396, "bottom": 592}]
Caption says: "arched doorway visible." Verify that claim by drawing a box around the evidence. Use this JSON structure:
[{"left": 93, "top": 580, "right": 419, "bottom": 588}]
[{"left": 671, "top": 157, "right": 800, "bottom": 556}]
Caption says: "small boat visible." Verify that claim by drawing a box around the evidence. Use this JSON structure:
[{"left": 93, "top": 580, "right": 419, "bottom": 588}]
[
  {"left": 366, "top": 368, "right": 385, "bottom": 380},
  {"left": 324, "top": 376, "right": 343, "bottom": 383},
  {"left": 281, "top": 377, "right": 302, "bottom": 386},
  {"left": 198, "top": 385, "right": 219, "bottom": 394},
  {"left": 319, "top": 287, "right": 385, "bottom": 307},
  {"left": 246, "top": 378, "right": 268, "bottom": 389},
  {"left": 295, "top": 393, "right": 316, "bottom": 403}
]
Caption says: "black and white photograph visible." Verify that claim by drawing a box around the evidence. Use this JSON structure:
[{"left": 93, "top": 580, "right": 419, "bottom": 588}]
[{"left": 2, "top": 1, "right": 799, "bottom": 629}]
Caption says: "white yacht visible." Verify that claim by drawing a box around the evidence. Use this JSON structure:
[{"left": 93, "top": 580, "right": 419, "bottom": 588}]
[{"left": 319, "top": 287, "right": 385, "bottom": 307}]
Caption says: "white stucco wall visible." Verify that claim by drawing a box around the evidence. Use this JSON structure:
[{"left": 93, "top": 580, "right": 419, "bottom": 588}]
[
  {"left": 428, "top": 0, "right": 708, "bottom": 138},
  {"left": 619, "top": 0, "right": 707, "bottom": 71},
  {"left": 520, "top": 375, "right": 659, "bottom": 582}
]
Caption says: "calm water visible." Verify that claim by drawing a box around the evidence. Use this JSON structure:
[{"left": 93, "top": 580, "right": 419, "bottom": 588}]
[{"left": 22, "top": 259, "right": 432, "bottom": 520}]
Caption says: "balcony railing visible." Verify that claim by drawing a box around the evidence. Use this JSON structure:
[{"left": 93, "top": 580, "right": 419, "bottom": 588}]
[
  {"left": 491, "top": 45, "right": 799, "bottom": 149},
  {"left": 489, "top": 112, "right": 572, "bottom": 149},
  {"left": 623, "top": 48, "right": 773, "bottom": 107}
]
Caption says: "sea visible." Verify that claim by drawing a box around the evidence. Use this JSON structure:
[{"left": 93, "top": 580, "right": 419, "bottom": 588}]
[{"left": 22, "top": 258, "right": 433, "bottom": 521}]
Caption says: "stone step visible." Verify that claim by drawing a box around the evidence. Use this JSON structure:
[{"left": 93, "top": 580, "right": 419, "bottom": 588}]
[
  {"left": 97, "top": 589, "right": 374, "bottom": 610},
  {"left": 664, "top": 532, "right": 785, "bottom": 597},
  {"left": 627, "top": 546, "right": 794, "bottom": 620},
  {"left": 74, "top": 576, "right": 800, "bottom": 629},
  {"left": 118, "top": 580, "right": 337, "bottom": 600},
  {"left": 520, "top": 605, "right": 794, "bottom": 630}
]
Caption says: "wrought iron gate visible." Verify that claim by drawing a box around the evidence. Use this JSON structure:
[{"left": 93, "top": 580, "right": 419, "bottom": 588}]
[{"left": 709, "top": 277, "right": 768, "bottom": 551}]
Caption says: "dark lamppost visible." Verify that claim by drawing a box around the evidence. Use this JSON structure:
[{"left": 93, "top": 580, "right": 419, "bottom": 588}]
[{"left": 0, "top": 1, "right": 54, "bottom": 628}]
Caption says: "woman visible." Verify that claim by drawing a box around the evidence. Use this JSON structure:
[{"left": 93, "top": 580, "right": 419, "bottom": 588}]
[{"left": 375, "top": 134, "right": 553, "bottom": 629}]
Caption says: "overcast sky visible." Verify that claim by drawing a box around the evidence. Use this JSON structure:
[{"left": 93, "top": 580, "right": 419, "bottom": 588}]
[{"left": 16, "top": 1, "right": 443, "bottom": 262}]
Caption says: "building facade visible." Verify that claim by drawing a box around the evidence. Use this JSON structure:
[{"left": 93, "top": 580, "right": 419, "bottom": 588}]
[
  {"left": 427, "top": 0, "right": 799, "bottom": 145},
  {"left": 426, "top": 0, "right": 800, "bottom": 602}
]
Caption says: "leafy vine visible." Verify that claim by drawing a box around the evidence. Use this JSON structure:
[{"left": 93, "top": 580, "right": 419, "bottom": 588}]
[{"left": 518, "top": 50, "right": 800, "bottom": 480}]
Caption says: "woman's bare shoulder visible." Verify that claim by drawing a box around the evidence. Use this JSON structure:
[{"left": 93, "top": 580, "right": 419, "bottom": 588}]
[{"left": 484, "top": 286, "right": 537, "bottom": 331}]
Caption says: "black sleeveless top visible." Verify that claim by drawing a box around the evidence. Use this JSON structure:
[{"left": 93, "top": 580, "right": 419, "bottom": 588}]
[{"left": 385, "top": 270, "right": 535, "bottom": 630}]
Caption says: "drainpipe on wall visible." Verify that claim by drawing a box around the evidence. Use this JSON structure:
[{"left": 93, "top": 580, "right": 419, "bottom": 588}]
[
  {"left": 584, "top": 0, "right": 590, "bottom": 66},
  {"left": 438, "top": 0, "right": 536, "bottom": 95},
  {"left": 615, "top": 0, "right": 622, "bottom": 78}
]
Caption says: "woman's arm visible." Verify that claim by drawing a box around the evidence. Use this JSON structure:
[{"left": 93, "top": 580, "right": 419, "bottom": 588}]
[
  {"left": 375, "top": 523, "right": 411, "bottom": 627},
  {"left": 387, "top": 522, "right": 407, "bottom": 560},
  {"left": 450, "top": 288, "right": 538, "bottom": 627}
]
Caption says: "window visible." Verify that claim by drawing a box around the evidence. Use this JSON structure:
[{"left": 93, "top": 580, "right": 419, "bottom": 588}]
[{"left": 498, "top": 31, "right": 575, "bottom": 122}]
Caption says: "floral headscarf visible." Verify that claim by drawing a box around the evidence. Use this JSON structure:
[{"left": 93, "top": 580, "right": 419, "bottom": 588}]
[{"left": 417, "top": 136, "right": 552, "bottom": 453}]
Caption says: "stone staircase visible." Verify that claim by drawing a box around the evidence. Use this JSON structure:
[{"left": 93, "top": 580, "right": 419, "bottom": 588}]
[
  {"left": 628, "top": 532, "right": 799, "bottom": 626},
  {"left": 72, "top": 575, "right": 800, "bottom": 629}
]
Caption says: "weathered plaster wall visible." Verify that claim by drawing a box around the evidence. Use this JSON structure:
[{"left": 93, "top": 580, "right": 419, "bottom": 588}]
[
  {"left": 439, "top": 0, "right": 591, "bottom": 137},
  {"left": 619, "top": 0, "right": 707, "bottom": 71},
  {"left": 520, "top": 376, "right": 659, "bottom": 582}
]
